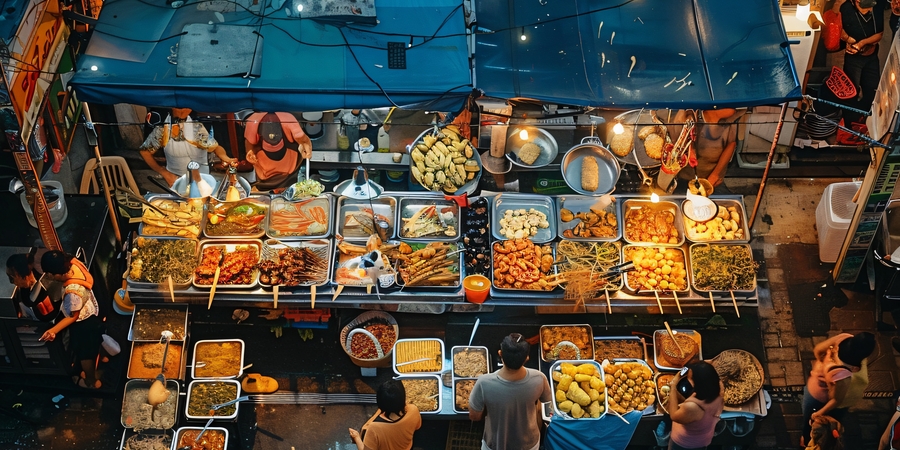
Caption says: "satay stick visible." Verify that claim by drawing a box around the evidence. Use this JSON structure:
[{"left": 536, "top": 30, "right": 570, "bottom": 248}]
[
  {"left": 709, "top": 291, "right": 716, "bottom": 313},
  {"left": 605, "top": 287, "right": 611, "bottom": 314},
  {"left": 273, "top": 285, "right": 279, "bottom": 309},
  {"left": 730, "top": 291, "right": 740, "bottom": 318},
  {"left": 654, "top": 290, "right": 663, "bottom": 314},
  {"left": 332, "top": 285, "right": 344, "bottom": 301},
  {"left": 167, "top": 275, "right": 175, "bottom": 303},
  {"left": 311, "top": 285, "right": 316, "bottom": 309},
  {"left": 673, "top": 290, "right": 682, "bottom": 314}
]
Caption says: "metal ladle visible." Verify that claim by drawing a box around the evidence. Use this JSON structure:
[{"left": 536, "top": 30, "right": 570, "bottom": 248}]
[{"left": 177, "top": 417, "right": 215, "bottom": 450}]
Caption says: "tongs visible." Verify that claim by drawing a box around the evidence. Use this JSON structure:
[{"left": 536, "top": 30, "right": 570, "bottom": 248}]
[{"left": 596, "top": 261, "right": 635, "bottom": 279}]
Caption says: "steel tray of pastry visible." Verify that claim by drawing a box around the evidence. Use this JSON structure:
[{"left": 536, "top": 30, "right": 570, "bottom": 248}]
[
  {"left": 621, "top": 245, "right": 690, "bottom": 295},
  {"left": 548, "top": 359, "right": 607, "bottom": 420},
  {"left": 336, "top": 196, "right": 397, "bottom": 241},
  {"left": 491, "top": 194, "right": 556, "bottom": 243},
  {"left": 622, "top": 199, "right": 684, "bottom": 246}
]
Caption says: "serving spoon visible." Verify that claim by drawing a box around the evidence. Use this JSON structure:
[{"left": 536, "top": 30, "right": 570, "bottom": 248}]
[{"left": 177, "top": 416, "right": 215, "bottom": 450}]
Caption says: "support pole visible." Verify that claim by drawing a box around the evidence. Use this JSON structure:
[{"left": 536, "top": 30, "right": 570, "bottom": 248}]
[
  {"left": 83, "top": 103, "right": 123, "bottom": 247},
  {"left": 748, "top": 102, "right": 789, "bottom": 230}
]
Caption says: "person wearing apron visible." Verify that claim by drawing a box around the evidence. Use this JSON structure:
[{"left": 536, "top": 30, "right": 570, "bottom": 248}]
[
  {"left": 140, "top": 107, "right": 234, "bottom": 186},
  {"left": 244, "top": 112, "right": 312, "bottom": 190}
]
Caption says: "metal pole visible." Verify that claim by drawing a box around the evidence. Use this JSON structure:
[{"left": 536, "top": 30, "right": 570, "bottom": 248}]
[
  {"left": 83, "top": 103, "right": 122, "bottom": 247},
  {"left": 748, "top": 102, "right": 789, "bottom": 231}
]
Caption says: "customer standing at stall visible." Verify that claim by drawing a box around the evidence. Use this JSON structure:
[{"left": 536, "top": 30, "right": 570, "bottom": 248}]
[
  {"left": 836, "top": 0, "right": 884, "bottom": 114},
  {"left": 802, "top": 332, "right": 877, "bottom": 446},
  {"left": 469, "top": 333, "right": 552, "bottom": 450},
  {"left": 38, "top": 250, "right": 103, "bottom": 389},
  {"left": 5, "top": 252, "right": 57, "bottom": 322},
  {"left": 139, "top": 107, "right": 234, "bottom": 186},
  {"left": 667, "top": 361, "right": 724, "bottom": 450},
  {"left": 348, "top": 379, "right": 421, "bottom": 450}
]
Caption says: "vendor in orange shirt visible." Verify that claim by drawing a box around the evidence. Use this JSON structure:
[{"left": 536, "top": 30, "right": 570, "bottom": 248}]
[{"left": 244, "top": 112, "right": 312, "bottom": 190}]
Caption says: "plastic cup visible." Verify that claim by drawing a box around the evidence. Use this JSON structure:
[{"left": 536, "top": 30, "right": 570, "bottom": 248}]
[{"left": 463, "top": 275, "right": 490, "bottom": 304}]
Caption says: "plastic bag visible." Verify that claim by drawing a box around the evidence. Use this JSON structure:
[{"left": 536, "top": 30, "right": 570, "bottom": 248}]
[{"left": 823, "top": 10, "right": 842, "bottom": 52}]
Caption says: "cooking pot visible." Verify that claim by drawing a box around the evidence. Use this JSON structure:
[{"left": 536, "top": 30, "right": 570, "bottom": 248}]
[{"left": 560, "top": 140, "right": 621, "bottom": 196}]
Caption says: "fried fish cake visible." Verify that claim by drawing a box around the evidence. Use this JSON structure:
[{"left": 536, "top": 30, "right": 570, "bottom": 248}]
[
  {"left": 609, "top": 128, "right": 634, "bottom": 157},
  {"left": 643, "top": 133, "right": 664, "bottom": 160}
]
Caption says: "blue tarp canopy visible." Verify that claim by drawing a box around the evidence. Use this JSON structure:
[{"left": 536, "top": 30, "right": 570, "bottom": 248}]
[
  {"left": 71, "top": 0, "right": 472, "bottom": 112},
  {"left": 474, "top": 0, "right": 801, "bottom": 109}
]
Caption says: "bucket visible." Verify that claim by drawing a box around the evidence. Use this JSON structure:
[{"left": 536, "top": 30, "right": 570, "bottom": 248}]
[
  {"left": 18, "top": 180, "right": 67, "bottom": 228},
  {"left": 340, "top": 311, "right": 399, "bottom": 368}
]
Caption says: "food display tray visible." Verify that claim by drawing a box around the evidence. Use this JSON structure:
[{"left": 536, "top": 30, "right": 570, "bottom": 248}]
[
  {"left": 202, "top": 196, "right": 271, "bottom": 239},
  {"left": 682, "top": 198, "right": 750, "bottom": 244},
  {"left": 408, "top": 127, "right": 482, "bottom": 197},
  {"left": 491, "top": 194, "right": 557, "bottom": 244},
  {"left": 128, "top": 305, "right": 189, "bottom": 342},
  {"left": 652, "top": 329, "right": 703, "bottom": 371},
  {"left": 548, "top": 359, "right": 607, "bottom": 420},
  {"left": 395, "top": 242, "right": 463, "bottom": 289},
  {"left": 621, "top": 245, "right": 691, "bottom": 295},
  {"left": 490, "top": 241, "right": 559, "bottom": 294},
  {"left": 603, "top": 358, "right": 657, "bottom": 415},
  {"left": 396, "top": 374, "right": 443, "bottom": 415},
  {"left": 556, "top": 195, "right": 621, "bottom": 242},
  {"left": 192, "top": 240, "right": 262, "bottom": 289},
  {"left": 332, "top": 242, "right": 397, "bottom": 288},
  {"left": 539, "top": 324, "right": 594, "bottom": 362},
  {"left": 191, "top": 339, "right": 246, "bottom": 380},
  {"left": 258, "top": 239, "right": 332, "bottom": 288},
  {"left": 654, "top": 371, "right": 676, "bottom": 415},
  {"left": 137, "top": 194, "right": 204, "bottom": 238},
  {"left": 118, "top": 429, "right": 173, "bottom": 450},
  {"left": 126, "top": 235, "right": 198, "bottom": 289},
  {"left": 393, "top": 338, "right": 445, "bottom": 376},
  {"left": 121, "top": 379, "right": 180, "bottom": 429},
  {"left": 127, "top": 340, "right": 185, "bottom": 380},
  {"left": 185, "top": 379, "right": 242, "bottom": 420},
  {"left": 622, "top": 199, "right": 685, "bottom": 246},
  {"left": 555, "top": 240, "right": 624, "bottom": 292},
  {"left": 173, "top": 427, "right": 229, "bottom": 450},
  {"left": 336, "top": 196, "right": 397, "bottom": 241},
  {"left": 592, "top": 336, "right": 647, "bottom": 363},
  {"left": 266, "top": 195, "right": 333, "bottom": 239},
  {"left": 397, "top": 196, "right": 460, "bottom": 241},
  {"left": 450, "top": 346, "right": 490, "bottom": 414},
  {"left": 689, "top": 243, "right": 757, "bottom": 294}
]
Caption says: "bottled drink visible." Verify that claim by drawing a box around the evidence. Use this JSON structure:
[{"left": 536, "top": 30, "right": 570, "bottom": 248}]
[
  {"left": 187, "top": 161, "right": 213, "bottom": 198},
  {"left": 215, "top": 163, "right": 246, "bottom": 201}
]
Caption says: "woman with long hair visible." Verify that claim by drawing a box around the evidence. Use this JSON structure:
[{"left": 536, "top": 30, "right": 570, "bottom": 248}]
[{"left": 667, "top": 361, "right": 724, "bottom": 450}]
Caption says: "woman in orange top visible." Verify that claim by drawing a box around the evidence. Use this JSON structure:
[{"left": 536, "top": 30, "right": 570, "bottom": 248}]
[{"left": 349, "top": 379, "right": 422, "bottom": 450}]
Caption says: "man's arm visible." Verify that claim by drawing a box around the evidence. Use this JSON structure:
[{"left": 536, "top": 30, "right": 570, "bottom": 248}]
[
  {"left": 140, "top": 149, "right": 178, "bottom": 186},
  {"left": 211, "top": 145, "right": 235, "bottom": 164},
  {"left": 469, "top": 408, "right": 484, "bottom": 422}
]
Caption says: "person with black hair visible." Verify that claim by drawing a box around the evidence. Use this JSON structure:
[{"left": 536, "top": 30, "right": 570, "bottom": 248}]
[
  {"left": 243, "top": 112, "right": 312, "bottom": 190},
  {"left": 348, "top": 379, "right": 421, "bottom": 450},
  {"left": 667, "top": 361, "right": 724, "bottom": 450},
  {"left": 469, "top": 333, "right": 552, "bottom": 450},
  {"left": 38, "top": 250, "right": 103, "bottom": 389},
  {"left": 836, "top": 0, "right": 884, "bottom": 113},
  {"left": 878, "top": 391, "right": 900, "bottom": 450},
  {"left": 140, "top": 107, "right": 234, "bottom": 186},
  {"left": 6, "top": 252, "right": 57, "bottom": 321}
]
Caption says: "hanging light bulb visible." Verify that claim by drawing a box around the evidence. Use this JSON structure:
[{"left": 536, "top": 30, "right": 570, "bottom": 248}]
[
  {"left": 519, "top": 129, "right": 529, "bottom": 140},
  {"left": 612, "top": 122, "right": 624, "bottom": 135},
  {"left": 520, "top": 28, "right": 527, "bottom": 41},
  {"left": 650, "top": 191, "right": 660, "bottom": 203}
]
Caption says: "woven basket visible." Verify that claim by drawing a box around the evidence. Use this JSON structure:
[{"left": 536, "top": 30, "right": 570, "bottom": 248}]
[{"left": 340, "top": 311, "right": 399, "bottom": 368}]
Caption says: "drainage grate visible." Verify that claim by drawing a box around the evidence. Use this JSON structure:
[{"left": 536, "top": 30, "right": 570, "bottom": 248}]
[
  {"left": 864, "top": 370, "right": 896, "bottom": 397},
  {"left": 767, "top": 385, "right": 804, "bottom": 403},
  {"left": 446, "top": 420, "right": 483, "bottom": 450}
]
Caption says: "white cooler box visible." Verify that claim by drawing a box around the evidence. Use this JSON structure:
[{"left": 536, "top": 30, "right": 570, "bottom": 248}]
[{"left": 816, "top": 181, "right": 861, "bottom": 263}]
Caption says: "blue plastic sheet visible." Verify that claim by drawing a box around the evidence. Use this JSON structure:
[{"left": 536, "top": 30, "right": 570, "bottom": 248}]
[{"left": 545, "top": 410, "right": 643, "bottom": 450}]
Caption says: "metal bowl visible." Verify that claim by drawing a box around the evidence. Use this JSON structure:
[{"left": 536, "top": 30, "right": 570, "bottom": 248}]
[
  {"left": 560, "top": 144, "right": 621, "bottom": 196},
  {"left": 505, "top": 126, "right": 558, "bottom": 168}
]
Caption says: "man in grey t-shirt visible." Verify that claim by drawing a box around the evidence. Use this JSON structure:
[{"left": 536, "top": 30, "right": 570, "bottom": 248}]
[{"left": 469, "top": 333, "right": 552, "bottom": 450}]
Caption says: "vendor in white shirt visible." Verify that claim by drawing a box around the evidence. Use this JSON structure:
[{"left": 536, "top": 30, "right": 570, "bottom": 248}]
[{"left": 139, "top": 107, "right": 234, "bottom": 186}]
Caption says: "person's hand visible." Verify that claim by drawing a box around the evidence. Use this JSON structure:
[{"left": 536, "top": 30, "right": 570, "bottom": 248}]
[
  {"left": 810, "top": 410, "right": 823, "bottom": 422},
  {"left": 245, "top": 150, "right": 258, "bottom": 165},
  {"left": 40, "top": 330, "right": 56, "bottom": 342},
  {"left": 348, "top": 428, "right": 360, "bottom": 441},
  {"left": 846, "top": 37, "right": 859, "bottom": 54},
  {"left": 161, "top": 170, "right": 179, "bottom": 187},
  {"left": 221, "top": 155, "right": 236, "bottom": 164}
]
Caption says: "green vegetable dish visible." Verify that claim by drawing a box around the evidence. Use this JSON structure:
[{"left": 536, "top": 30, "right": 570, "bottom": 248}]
[
  {"left": 690, "top": 244, "right": 757, "bottom": 291},
  {"left": 188, "top": 382, "right": 238, "bottom": 416},
  {"left": 129, "top": 237, "right": 197, "bottom": 284}
]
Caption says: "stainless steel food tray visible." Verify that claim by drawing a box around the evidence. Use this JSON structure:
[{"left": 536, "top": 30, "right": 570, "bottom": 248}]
[
  {"left": 121, "top": 379, "right": 180, "bottom": 429},
  {"left": 622, "top": 199, "right": 685, "bottom": 246},
  {"left": 393, "top": 338, "right": 445, "bottom": 375},
  {"left": 592, "top": 336, "right": 647, "bottom": 363},
  {"left": 395, "top": 242, "right": 463, "bottom": 289},
  {"left": 191, "top": 339, "right": 246, "bottom": 380},
  {"left": 333, "top": 242, "right": 397, "bottom": 288},
  {"left": 128, "top": 305, "right": 188, "bottom": 341},
  {"left": 192, "top": 240, "right": 262, "bottom": 289},
  {"left": 682, "top": 198, "right": 750, "bottom": 244},
  {"left": 202, "top": 196, "right": 270, "bottom": 239},
  {"left": 452, "top": 377, "right": 479, "bottom": 414},
  {"left": 266, "top": 195, "right": 333, "bottom": 239},
  {"left": 450, "top": 346, "right": 491, "bottom": 378},
  {"left": 491, "top": 194, "right": 556, "bottom": 244},
  {"left": 258, "top": 239, "right": 332, "bottom": 288},
  {"left": 173, "top": 427, "right": 229, "bottom": 450},
  {"left": 540, "top": 324, "right": 594, "bottom": 362},
  {"left": 505, "top": 126, "right": 558, "bottom": 168},
  {"left": 609, "top": 109, "right": 666, "bottom": 169},
  {"left": 126, "top": 235, "right": 198, "bottom": 289},
  {"left": 185, "top": 379, "right": 241, "bottom": 420},
  {"left": 336, "top": 196, "right": 397, "bottom": 241},
  {"left": 689, "top": 243, "right": 757, "bottom": 294},
  {"left": 555, "top": 240, "right": 624, "bottom": 292},
  {"left": 396, "top": 374, "right": 443, "bottom": 415},
  {"left": 556, "top": 195, "right": 621, "bottom": 242},
  {"left": 548, "top": 360, "right": 607, "bottom": 420},
  {"left": 137, "top": 194, "right": 204, "bottom": 238},
  {"left": 397, "top": 196, "right": 460, "bottom": 241},
  {"left": 654, "top": 371, "right": 676, "bottom": 415},
  {"left": 490, "top": 241, "right": 559, "bottom": 293},
  {"left": 603, "top": 358, "right": 657, "bottom": 415},
  {"left": 622, "top": 245, "right": 691, "bottom": 295},
  {"left": 652, "top": 329, "right": 703, "bottom": 371},
  {"left": 127, "top": 339, "right": 186, "bottom": 380},
  {"left": 118, "top": 429, "right": 173, "bottom": 450}
]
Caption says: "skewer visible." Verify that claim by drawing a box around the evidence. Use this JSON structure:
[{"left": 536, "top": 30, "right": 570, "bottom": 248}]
[
  {"left": 610, "top": 408, "right": 630, "bottom": 424},
  {"left": 709, "top": 291, "right": 716, "bottom": 313},
  {"left": 673, "top": 290, "right": 682, "bottom": 314},
  {"left": 167, "top": 275, "right": 175, "bottom": 303},
  {"left": 311, "top": 285, "right": 316, "bottom": 309},
  {"left": 730, "top": 291, "right": 740, "bottom": 318},
  {"left": 663, "top": 321, "right": 686, "bottom": 357},
  {"left": 273, "top": 285, "right": 279, "bottom": 309},
  {"left": 605, "top": 287, "right": 611, "bottom": 314},
  {"left": 333, "top": 285, "right": 344, "bottom": 301},
  {"left": 654, "top": 290, "right": 663, "bottom": 314}
]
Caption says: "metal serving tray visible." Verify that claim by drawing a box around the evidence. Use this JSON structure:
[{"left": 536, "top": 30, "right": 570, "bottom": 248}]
[
  {"left": 556, "top": 195, "right": 621, "bottom": 241},
  {"left": 127, "top": 340, "right": 185, "bottom": 380},
  {"left": 191, "top": 339, "right": 246, "bottom": 380},
  {"left": 397, "top": 196, "right": 460, "bottom": 241},
  {"left": 621, "top": 245, "right": 691, "bottom": 295},
  {"left": 138, "top": 194, "right": 205, "bottom": 238},
  {"left": 185, "top": 379, "right": 241, "bottom": 420},
  {"left": 548, "top": 360, "right": 607, "bottom": 420},
  {"left": 490, "top": 241, "right": 558, "bottom": 292},
  {"left": 192, "top": 240, "right": 262, "bottom": 289},
  {"left": 119, "top": 429, "right": 173, "bottom": 450},
  {"left": 126, "top": 235, "right": 198, "bottom": 289},
  {"left": 539, "top": 324, "right": 594, "bottom": 362},
  {"left": 395, "top": 242, "right": 463, "bottom": 289},
  {"left": 593, "top": 336, "right": 647, "bottom": 363},
  {"left": 392, "top": 338, "right": 445, "bottom": 376},
  {"left": 689, "top": 243, "right": 757, "bottom": 294},
  {"left": 682, "top": 198, "right": 750, "bottom": 243},
  {"left": 258, "top": 239, "right": 332, "bottom": 288},
  {"left": 654, "top": 371, "right": 676, "bottom": 415},
  {"left": 622, "top": 199, "right": 684, "bottom": 246},
  {"left": 128, "top": 305, "right": 188, "bottom": 342},
  {"left": 555, "top": 240, "right": 624, "bottom": 292},
  {"left": 202, "top": 196, "right": 270, "bottom": 239},
  {"left": 396, "top": 374, "right": 443, "bottom": 415},
  {"left": 121, "top": 379, "right": 179, "bottom": 429},
  {"left": 603, "top": 358, "right": 657, "bottom": 415},
  {"left": 337, "top": 196, "right": 397, "bottom": 240},
  {"left": 332, "top": 242, "right": 397, "bottom": 288},
  {"left": 451, "top": 346, "right": 491, "bottom": 378},
  {"left": 173, "top": 427, "right": 229, "bottom": 450},
  {"left": 652, "top": 329, "right": 703, "bottom": 371},
  {"left": 492, "top": 194, "right": 556, "bottom": 244},
  {"left": 266, "top": 195, "right": 332, "bottom": 239}
]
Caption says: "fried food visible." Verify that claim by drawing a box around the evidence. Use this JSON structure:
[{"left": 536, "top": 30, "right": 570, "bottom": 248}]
[
  {"left": 624, "top": 204, "right": 680, "bottom": 244},
  {"left": 519, "top": 142, "right": 542, "bottom": 165},
  {"left": 623, "top": 246, "right": 687, "bottom": 291},
  {"left": 604, "top": 361, "right": 655, "bottom": 414},
  {"left": 560, "top": 208, "right": 617, "bottom": 239},
  {"left": 551, "top": 362, "right": 605, "bottom": 418},
  {"left": 581, "top": 156, "right": 599, "bottom": 192},
  {"left": 593, "top": 339, "right": 644, "bottom": 362},
  {"left": 541, "top": 326, "right": 592, "bottom": 361},
  {"left": 712, "top": 350, "right": 763, "bottom": 406},
  {"left": 492, "top": 239, "right": 558, "bottom": 290},
  {"left": 402, "top": 378, "right": 439, "bottom": 412},
  {"left": 643, "top": 133, "right": 664, "bottom": 159},
  {"left": 455, "top": 379, "right": 476, "bottom": 410},
  {"left": 609, "top": 129, "right": 634, "bottom": 157},
  {"left": 638, "top": 125, "right": 664, "bottom": 140},
  {"left": 657, "top": 332, "right": 698, "bottom": 367}
]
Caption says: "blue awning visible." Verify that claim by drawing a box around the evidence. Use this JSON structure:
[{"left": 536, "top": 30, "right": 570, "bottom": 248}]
[
  {"left": 474, "top": 0, "right": 801, "bottom": 109},
  {"left": 71, "top": 0, "right": 472, "bottom": 112}
]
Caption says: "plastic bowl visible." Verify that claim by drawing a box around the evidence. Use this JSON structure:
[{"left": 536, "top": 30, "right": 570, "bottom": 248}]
[{"left": 463, "top": 275, "right": 490, "bottom": 303}]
